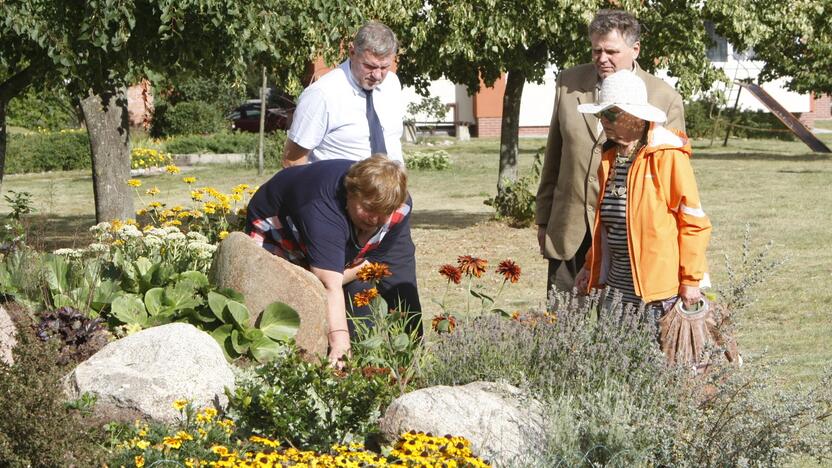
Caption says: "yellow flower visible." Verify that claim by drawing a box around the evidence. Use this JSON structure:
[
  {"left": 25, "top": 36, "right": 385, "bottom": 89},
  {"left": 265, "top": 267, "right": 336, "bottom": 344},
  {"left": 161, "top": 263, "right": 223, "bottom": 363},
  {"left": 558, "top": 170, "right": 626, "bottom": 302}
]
[
  {"left": 211, "top": 445, "right": 230, "bottom": 456},
  {"left": 149, "top": 201, "right": 163, "bottom": 209},
  {"left": 183, "top": 176, "right": 197, "bottom": 184},
  {"left": 165, "top": 164, "right": 181, "bottom": 174},
  {"left": 136, "top": 439, "right": 150, "bottom": 449},
  {"left": 136, "top": 208, "right": 148, "bottom": 216},
  {"left": 172, "top": 399, "right": 188, "bottom": 411},
  {"left": 219, "top": 231, "right": 229, "bottom": 240},
  {"left": 176, "top": 430, "right": 194, "bottom": 441},
  {"left": 145, "top": 186, "right": 161, "bottom": 196},
  {"left": 191, "top": 190, "right": 204, "bottom": 201},
  {"left": 127, "top": 179, "right": 142, "bottom": 187},
  {"left": 162, "top": 436, "right": 182, "bottom": 449},
  {"left": 135, "top": 455, "right": 145, "bottom": 467}
]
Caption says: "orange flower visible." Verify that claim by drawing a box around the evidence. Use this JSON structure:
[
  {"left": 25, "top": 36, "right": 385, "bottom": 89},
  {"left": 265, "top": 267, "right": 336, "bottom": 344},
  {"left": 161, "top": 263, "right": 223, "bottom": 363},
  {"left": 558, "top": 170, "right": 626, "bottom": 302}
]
[
  {"left": 431, "top": 314, "right": 457, "bottom": 333},
  {"left": 438, "top": 264, "right": 462, "bottom": 284},
  {"left": 356, "top": 262, "right": 393, "bottom": 282},
  {"left": 457, "top": 255, "right": 487, "bottom": 278},
  {"left": 353, "top": 288, "right": 379, "bottom": 307},
  {"left": 496, "top": 259, "right": 521, "bottom": 283}
]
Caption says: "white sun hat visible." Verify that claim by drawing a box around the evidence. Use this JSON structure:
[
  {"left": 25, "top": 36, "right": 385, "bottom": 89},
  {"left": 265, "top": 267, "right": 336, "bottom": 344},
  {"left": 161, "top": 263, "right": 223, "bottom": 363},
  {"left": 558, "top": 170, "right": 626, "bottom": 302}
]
[{"left": 577, "top": 69, "right": 667, "bottom": 123}]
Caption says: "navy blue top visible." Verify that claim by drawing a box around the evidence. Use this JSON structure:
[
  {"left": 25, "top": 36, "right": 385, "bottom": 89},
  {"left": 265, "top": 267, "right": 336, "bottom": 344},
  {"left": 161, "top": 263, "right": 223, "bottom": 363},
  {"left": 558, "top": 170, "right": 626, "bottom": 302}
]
[{"left": 245, "top": 160, "right": 411, "bottom": 273}]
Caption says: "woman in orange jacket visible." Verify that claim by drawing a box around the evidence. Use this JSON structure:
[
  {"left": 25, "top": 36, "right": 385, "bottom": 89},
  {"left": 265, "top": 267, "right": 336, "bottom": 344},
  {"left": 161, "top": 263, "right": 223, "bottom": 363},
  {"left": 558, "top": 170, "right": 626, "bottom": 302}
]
[{"left": 574, "top": 70, "right": 711, "bottom": 318}]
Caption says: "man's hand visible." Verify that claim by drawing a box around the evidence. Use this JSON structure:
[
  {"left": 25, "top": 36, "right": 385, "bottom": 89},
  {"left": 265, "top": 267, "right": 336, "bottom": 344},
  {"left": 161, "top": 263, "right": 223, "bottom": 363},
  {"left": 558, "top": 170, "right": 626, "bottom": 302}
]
[
  {"left": 537, "top": 225, "right": 547, "bottom": 256},
  {"left": 282, "top": 138, "right": 311, "bottom": 168}
]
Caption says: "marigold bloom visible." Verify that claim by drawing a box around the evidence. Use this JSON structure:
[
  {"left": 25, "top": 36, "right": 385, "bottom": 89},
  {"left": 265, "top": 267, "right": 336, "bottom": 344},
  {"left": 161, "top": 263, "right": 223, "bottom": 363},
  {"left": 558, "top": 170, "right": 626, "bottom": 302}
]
[
  {"left": 162, "top": 436, "right": 182, "bottom": 449},
  {"left": 457, "top": 255, "right": 487, "bottom": 278},
  {"left": 496, "top": 259, "right": 521, "bottom": 283},
  {"left": 353, "top": 288, "right": 379, "bottom": 307},
  {"left": 356, "top": 262, "right": 392, "bottom": 282},
  {"left": 165, "top": 164, "right": 181, "bottom": 174},
  {"left": 127, "top": 179, "right": 142, "bottom": 187},
  {"left": 438, "top": 264, "right": 462, "bottom": 284},
  {"left": 183, "top": 176, "right": 197, "bottom": 184},
  {"left": 135, "top": 455, "right": 145, "bottom": 467},
  {"left": 172, "top": 399, "right": 188, "bottom": 411},
  {"left": 219, "top": 230, "right": 229, "bottom": 240}
]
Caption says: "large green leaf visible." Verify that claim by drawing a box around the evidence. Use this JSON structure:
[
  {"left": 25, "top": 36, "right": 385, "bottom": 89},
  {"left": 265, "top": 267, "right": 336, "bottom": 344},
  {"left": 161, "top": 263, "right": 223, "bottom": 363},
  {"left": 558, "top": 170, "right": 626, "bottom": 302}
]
[
  {"left": 43, "top": 254, "right": 69, "bottom": 295},
  {"left": 216, "top": 287, "right": 245, "bottom": 303},
  {"left": 177, "top": 271, "right": 209, "bottom": 288},
  {"left": 207, "top": 291, "right": 229, "bottom": 322},
  {"left": 211, "top": 324, "right": 235, "bottom": 359},
  {"left": 164, "top": 281, "right": 203, "bottom": 311},
  {"left": 111, "top": 294, "right": 148, "bottom": 326},
  {"left": 257, "top": 302, "right": 300, "bottom": 342},
  {"left": 230, "top": 329, "right": 251, "bottom": 355},
  {"left": 91, "top": 279, "right": 121, "bottom": 311},
  {"left": 249, "top": 337, "right": 284, "bottom": 363},
  {"left": 392, "top": 333, "right": 411, "bottom": 352},
  {"left": 224, "top": 300, "right": 251, "bottom": 328},
  {"left": 144, "top": 288, "right": 165, "bottom": 315}
]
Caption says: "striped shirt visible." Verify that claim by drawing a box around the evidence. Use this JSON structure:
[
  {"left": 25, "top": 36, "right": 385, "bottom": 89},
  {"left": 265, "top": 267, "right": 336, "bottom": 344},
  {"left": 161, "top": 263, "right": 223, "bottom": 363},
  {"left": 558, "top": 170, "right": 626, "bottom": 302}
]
[{"left": 599, "top": 155, "right": 641, "bottom": 305}]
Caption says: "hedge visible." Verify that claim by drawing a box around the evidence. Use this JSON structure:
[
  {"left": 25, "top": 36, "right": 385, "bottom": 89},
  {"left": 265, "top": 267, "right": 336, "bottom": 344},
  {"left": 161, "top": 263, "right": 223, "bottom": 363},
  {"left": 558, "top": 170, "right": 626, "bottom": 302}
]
[{"left": 4, "top": 130, "right": 91, "bottom": 174}]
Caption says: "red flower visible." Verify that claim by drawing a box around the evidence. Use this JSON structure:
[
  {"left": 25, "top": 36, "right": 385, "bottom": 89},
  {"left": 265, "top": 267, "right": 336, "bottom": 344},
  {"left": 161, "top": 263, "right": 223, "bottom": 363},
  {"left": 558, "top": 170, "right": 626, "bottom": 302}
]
[
  {"left": 431, "top": 314, "right": 457, "bottom": 333},
  {"left": 457, "top": 255, "right": 487, "bottom": 278},
  {"left": 357, "top": 262, "right": 392, "bottom": 282},
  {"left": 352, "top": 288, "right": 379, "bottom": 307},
  {"left": 438, "top": 264, "right": 462, "bottom": 284},
  {"left": 496, "top": 259, "right": 521, "bottom": 283}
]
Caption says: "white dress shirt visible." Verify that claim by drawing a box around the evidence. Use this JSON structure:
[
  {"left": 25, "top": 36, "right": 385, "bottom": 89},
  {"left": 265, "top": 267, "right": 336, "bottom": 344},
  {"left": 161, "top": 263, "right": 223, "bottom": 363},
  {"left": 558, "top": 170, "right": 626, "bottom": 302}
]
[{"left": 288, "top": 60, "right": 404, "bottom": 164}]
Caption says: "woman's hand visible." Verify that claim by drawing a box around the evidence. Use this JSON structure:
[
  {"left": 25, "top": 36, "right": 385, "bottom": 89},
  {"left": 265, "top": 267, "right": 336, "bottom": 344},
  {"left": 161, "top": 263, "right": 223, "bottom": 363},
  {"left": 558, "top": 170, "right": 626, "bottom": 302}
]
[
  {"left": 574, "top": 267, "right": 590, "bottom": 294},
  {"left": 678, "top": 284, "right": 702, "bottom": 307},
  {"left": 327, "top": 330, "right": 351, "bottom": 368}
]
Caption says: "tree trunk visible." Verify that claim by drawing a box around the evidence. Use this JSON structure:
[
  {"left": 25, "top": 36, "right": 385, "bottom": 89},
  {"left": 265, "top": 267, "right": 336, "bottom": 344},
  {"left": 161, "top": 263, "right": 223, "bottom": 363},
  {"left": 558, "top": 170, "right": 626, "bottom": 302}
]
[
  {"left": 497, "top": 68, "right": 526, "bottom": 192},
  {"left": 80, "top": 88, "right": 134, "bottom": 223},
  {"left": 0, "top": 65, "right": 40, "bottom": 193}
]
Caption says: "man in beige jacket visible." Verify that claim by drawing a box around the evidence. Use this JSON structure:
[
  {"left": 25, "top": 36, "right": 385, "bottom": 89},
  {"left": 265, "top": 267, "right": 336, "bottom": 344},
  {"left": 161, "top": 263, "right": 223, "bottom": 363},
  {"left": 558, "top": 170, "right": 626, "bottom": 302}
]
[{"left": 535, "top": 9, "right": 686, "bottom": 297}]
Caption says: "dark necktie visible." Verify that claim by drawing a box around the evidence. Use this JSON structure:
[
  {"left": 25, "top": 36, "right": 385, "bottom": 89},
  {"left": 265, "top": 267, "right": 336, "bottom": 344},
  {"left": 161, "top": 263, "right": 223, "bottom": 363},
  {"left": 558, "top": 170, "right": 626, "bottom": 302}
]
[{"left": 365, "top": 89, "right": 387, "bottom": 155}]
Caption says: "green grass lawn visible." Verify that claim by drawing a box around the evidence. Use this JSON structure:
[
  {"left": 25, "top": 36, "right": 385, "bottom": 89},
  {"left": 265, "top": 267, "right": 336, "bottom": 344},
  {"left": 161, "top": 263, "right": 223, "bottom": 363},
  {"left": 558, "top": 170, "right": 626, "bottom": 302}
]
[{"left": 2, "top": 134, "right": 831, "bottom": 390}]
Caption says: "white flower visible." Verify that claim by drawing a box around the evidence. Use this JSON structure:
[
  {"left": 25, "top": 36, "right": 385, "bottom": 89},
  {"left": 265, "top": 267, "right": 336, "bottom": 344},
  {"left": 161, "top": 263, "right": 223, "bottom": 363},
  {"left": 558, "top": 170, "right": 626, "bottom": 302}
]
[
  {"left": 117, "top": 224, "right": 143, "bottom": 238},
  {"left": 89, "top": 222, "right": 111, "bottom": 234},
  {"left": 165, "top": 231, "right": 187, "bottom": 242},
  {"left": 164, "top": 226, "right": 183, "bottom": 235},
  {"left": 86, "top": 243, "right": 109, "bottom": 253},
  {"left": 186, "top": 231, "right": 208, "bottom": 243},
  {"left": 187, "top": 241, "right": 217, "bottom": 260},
  {"left": 145, "top": 227, "right": 167, "bottom": 237},
  {"left": 53, "top": 248, "right": 82, "bottom": 258},
  {"left": 143, "top": 236, "right": 164, "bottom": 248}
]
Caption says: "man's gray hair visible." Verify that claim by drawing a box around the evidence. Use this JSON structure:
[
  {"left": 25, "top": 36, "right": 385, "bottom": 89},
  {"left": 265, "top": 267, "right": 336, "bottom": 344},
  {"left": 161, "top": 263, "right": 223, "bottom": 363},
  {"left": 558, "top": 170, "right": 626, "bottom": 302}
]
[
  {"left": 588, "top": 9, "right": 640, "bottom": 46},
  {"left": 353, "top": 21, "right": 398, "bottom": 56}
]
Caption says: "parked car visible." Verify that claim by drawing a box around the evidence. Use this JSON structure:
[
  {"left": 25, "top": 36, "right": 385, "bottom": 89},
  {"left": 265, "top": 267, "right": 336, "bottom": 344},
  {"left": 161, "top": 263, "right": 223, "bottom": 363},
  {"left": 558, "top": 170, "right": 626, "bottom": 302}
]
[{"left": 228, "top": 95, "right": 295, "bottom": 132}]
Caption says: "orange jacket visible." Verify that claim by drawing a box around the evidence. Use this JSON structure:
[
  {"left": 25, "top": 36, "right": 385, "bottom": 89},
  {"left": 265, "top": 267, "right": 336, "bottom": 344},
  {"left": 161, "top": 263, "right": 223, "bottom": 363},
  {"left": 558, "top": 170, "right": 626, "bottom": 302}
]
[{"left": 585, "top": 125, "right": 711, "bottom": 302}]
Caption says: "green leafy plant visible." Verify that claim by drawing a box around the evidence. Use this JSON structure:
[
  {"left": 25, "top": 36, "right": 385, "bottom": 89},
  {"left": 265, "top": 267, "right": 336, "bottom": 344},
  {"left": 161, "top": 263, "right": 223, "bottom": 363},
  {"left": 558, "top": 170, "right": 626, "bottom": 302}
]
[
  {"left": 349, "top": 263, "right": 426, "bottom": 394},
  {"left": 151, "top": 100, "right": 226, "bottom": 137},
  {"left": 4, "top": 130, "right": 91, "bottom": 174},
  {"left": 226, "top": 346, "right": 396, "bottom": 452},
  {"left": 485, "top": 149, "right": 542, "bottom": 227},
  {"left": 3, "top": 190, "right": 35, "bottom": 221},
  {"left": 404, "top": 150, "right": 450, "bottom": 170}
]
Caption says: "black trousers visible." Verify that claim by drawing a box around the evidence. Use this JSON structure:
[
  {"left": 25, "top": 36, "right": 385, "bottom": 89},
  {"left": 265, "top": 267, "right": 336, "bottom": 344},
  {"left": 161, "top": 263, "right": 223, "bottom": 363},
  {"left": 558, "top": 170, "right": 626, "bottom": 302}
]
[
  {"left": 344, "top": 220, "right": 422, "bottom": 337},
  {"left": 546, "top": 230, "right": 592, "bottom": 297}
]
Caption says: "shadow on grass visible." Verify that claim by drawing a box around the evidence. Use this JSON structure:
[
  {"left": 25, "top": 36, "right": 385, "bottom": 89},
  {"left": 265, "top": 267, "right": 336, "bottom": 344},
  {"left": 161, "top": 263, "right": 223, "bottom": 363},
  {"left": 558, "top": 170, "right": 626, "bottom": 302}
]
[
  {"left": 411, "top": 209, "right": 492, "bottom": 230},
  {"left": 20, "top": 213, "right": 97, "bottom": 251},
  {"left": 694, "top": 152, "right": 832, "bottom": 162}
]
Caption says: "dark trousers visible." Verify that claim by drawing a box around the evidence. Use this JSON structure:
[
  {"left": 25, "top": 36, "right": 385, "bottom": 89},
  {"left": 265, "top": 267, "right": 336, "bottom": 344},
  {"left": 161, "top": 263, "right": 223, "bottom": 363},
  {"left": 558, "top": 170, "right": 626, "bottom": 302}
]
[
  {"left": 344, "top": 220, "right": 422, "bottom": 337},
  {"left": 546, "top": 230, "right": 592, "bottom": 297}
]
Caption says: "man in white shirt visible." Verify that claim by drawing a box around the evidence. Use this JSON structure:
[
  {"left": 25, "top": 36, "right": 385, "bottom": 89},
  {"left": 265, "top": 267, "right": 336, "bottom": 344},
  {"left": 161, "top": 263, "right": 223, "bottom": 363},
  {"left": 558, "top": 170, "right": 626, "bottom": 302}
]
[
  {"left": 281, "top": 21, "right": 421, "bottom": 347},
  {"left": 283, "top": 21, "right": 404, "bottom": 166}
]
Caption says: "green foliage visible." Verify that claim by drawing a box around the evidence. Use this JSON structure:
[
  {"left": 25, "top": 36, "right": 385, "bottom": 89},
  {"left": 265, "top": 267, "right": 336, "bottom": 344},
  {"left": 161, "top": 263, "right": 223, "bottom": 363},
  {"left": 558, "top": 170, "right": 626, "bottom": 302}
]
[
  {"left": 0, "top": 315, "right": 105, "bottom": 467},
  {"left": 165, "top": 75, "right": 247, "bottom": 115},
  {"left": 485, "top": 150, "right": 541, "bottom": 227},
  {"left": 226, "top": 347, "right": 396, "bottom": 452},
  {"left": 684, "top": 99, "right": 796, "bottom": 141},
  {"left": 2, "top": 191, "right": 34, "bottom": 221},
  {"left": 7, "top": 87, "right": 80, "bottom": 131},
  {"left": 4, "top": 130, "right": 91, "bottom": 174},
  {"left": 151, "top": 101, "right": 226, "bottom": 138},
  {"left": 405, "top": 96, "right": 448, "bottom": 124},
  {"left": 404, "top": 150, "right": 450, "bottom": 171},
  {"left": 163, "top": 130, "right": 287, "bottom": 167}
]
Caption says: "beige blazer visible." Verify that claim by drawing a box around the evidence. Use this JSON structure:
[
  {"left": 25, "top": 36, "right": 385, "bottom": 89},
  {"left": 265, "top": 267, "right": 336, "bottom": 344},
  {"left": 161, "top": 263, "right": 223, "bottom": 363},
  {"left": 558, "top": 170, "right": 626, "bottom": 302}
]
[{"left": 535, "top": 62, "right": 685, "bottom": 260}]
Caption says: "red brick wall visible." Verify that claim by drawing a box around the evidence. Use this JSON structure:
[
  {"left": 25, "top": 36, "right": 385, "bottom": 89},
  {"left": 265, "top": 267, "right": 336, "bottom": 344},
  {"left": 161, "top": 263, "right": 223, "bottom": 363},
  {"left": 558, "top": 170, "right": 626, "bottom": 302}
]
[
  {"left": 475, "top": 117, "right": 502, "bottom": 137},
  {"left": 518, "top": 126, "right": 550, "bottom": 137},
  {"left": 800, "top": 93, "right": 832, "bottom": 128}
]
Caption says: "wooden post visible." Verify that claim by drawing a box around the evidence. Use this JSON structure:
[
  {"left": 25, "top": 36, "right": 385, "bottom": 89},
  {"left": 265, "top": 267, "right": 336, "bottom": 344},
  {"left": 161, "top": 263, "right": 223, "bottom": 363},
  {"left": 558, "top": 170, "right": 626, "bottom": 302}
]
[{"left": 723, "top": 84, "right": 742, "bottom": 147}]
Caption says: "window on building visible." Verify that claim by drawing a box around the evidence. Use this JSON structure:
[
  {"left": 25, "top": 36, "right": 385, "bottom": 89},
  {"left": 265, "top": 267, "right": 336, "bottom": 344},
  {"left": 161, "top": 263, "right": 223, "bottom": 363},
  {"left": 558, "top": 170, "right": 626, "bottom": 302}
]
[{"left": 705, "top": 21, "right": 728, "bottom": 62}]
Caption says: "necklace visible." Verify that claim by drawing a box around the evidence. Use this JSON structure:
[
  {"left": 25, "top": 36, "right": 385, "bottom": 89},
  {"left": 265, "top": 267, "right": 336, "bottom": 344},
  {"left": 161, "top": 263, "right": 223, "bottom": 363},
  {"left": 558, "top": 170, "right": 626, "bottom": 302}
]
[{"left": 608, "top": 141, "right": 644, "bottom": 199}]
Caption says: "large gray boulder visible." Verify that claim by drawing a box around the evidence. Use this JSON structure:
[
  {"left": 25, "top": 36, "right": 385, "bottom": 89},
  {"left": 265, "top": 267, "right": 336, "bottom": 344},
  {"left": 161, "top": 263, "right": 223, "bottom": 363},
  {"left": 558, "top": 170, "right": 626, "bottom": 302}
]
[
  {"left": 379, "top": 381, "right": 545, "bottom": 466},
  {"left": 210, "top": 232, "right": 328, "bottom": 358},
  {"left": 0, "top": 305, "right": 17, "bottom": 366},
  {"left": 63, "top": 323, "right": 234, "bottom": 422}
]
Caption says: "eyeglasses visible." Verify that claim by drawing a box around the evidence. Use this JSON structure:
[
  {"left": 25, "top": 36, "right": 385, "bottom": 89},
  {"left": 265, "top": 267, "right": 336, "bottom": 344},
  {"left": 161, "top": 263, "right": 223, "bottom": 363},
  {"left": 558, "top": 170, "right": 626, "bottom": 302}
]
[{"left": 595, "top": 108, "right": 622, "bottom": 122}]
